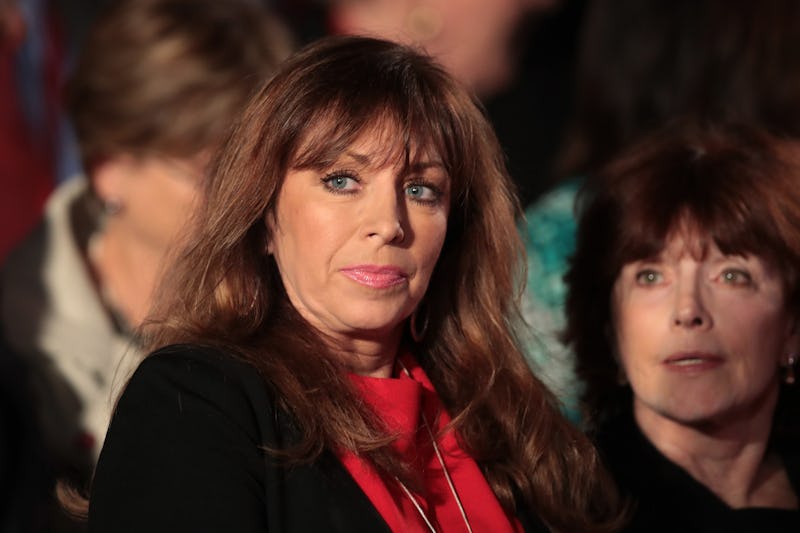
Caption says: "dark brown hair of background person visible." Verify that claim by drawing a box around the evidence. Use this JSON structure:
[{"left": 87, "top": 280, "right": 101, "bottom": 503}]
[
  {"left": 564, "top": 121, "right": 800, "bottom": 427},
  {"left": 555, "top": 0, "right": 800, "bottom": 180},
  {"left": 139, "top": 36, "right": 622, "bottom": 532},
  {"left": 66, "top": 0, "right": 292, "bottom": 171}
]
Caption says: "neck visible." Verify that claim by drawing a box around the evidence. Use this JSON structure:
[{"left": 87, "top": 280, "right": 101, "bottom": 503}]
[
  {"left": 334, "top": 328, "right": 404, "bottom": 378},
  {"left": 91, "top": 222, "right": 165, "bottom": 328},
  {"left": 634, "top": 388, "right": 797, "bottom": 509}
]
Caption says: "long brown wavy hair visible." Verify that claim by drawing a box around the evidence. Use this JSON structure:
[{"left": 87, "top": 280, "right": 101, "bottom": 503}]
[{"left": 144, "top": 36, "right": 620, "bottom": 531}]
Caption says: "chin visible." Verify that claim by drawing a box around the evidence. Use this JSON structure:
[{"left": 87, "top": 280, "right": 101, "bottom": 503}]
[
  {"left": 652, "top": 395, "right": 750, "bottom": 430},
  {"left": 661, "top": 407, "right": 726, "bottom": 428},
  {"left": 340, "top": 312, "right": 408, "bottom": 336},
  {"left": 636, "top": 388, "right": 732, "bottom": 427}
]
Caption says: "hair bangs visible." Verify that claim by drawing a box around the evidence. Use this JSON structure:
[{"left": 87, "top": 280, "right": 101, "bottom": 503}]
[
  {"left": 610, "top": 135, "right": 793, "bottom": 274},
  {"left": 288, "top": 95, "right": 466, "bottom": 183},
  {"left": 289, "top": 105, "right": 425, "bottom": 173}
]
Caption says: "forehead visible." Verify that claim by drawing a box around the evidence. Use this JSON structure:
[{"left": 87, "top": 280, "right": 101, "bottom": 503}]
[
  {"left": 623, "top": 210, "right": 756, "bottom": 261},
  {"left": 659, "top": 221, "right": 713, "bottom": 261},
  {"left": 652, "top": 231, "right": 729, "bottom": 264},
  {"left": 339, "top": 129, "right": 441, "bottom": 169},
  {"left": 291, "top": 114, "right": 442, "bottom": 171}
]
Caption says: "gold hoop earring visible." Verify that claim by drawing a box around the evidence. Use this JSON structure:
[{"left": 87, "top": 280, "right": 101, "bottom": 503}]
[
  {"left": 410, "top": 307, "right": 429, "bottom": 343},
  {"left": 785, "top": 353, "right": 797, "bottom": 385}
]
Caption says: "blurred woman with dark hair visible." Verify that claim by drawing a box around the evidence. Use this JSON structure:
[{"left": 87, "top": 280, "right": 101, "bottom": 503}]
[
  {"left": 520, "top": 0, "right": 800, "bottom": 419},
  {"left": 565, "top": 121, "right": 800, "bottom": 531},
  {"left": 87, "top": 36, "right": 621, "bottom": 532}
]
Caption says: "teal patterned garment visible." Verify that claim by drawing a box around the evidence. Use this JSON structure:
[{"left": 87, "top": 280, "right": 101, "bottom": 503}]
[{"left": 520, "top": 178, "right": 583, "bottom": 423}]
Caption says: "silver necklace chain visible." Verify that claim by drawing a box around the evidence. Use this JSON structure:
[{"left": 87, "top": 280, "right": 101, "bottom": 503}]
[{"left": 396, "top": 361, "right": 474, "bottom": 533}]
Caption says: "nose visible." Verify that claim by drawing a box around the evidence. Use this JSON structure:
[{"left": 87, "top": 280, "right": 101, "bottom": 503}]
[
  {"left": 671, "top": 276, "right": 712, "bottom": 330},
  {"left": 364, "top": 189, "right": 406, "bottom": 244}
]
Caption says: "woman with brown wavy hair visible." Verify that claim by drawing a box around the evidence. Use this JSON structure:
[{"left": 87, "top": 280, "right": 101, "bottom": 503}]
[{"left": 87, "top": 36, "right": 619, "bottom": 532}]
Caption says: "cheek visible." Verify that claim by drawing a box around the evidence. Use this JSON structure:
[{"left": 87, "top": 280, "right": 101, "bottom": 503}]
[
  {"left": 614, "top": 320, "right": 662, "bottom": 393},
  {"left": 269, "top": 229, "right": 312, "bottom": 302},
  {"left": 270, "top": 206, "right": 338, "bottom": 283},
  {"left": 162, "top": 183, "right": 199, "bottom": 234},
  {"left": 414, "top": 214, "right": 448, "bottom": 273},
  {"left": 170, "top": 183, "right": 200, "bottom": 217},
  {"left": 721, "top": 305, "right": 789, "bottom": 360},
  {"left": 616, "top": 307, "right": 655, "bottom": 344},
  {"left": 130, "top": 178, "right": 197, "bottom": 244},
  {"left": 614, "top": 312, "right": 641, "bottom": 367},
  {"left": 612, "top": 293, "right": 662, "bottom": 372}
]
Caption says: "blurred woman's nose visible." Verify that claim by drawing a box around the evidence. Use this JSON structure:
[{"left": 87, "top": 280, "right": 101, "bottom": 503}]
[{"left": 671, "top": 271, "right": 712, "bottom": 330}]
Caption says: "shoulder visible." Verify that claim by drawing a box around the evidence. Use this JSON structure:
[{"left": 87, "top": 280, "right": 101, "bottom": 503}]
[
  {"left": 135, "top": 343, "right": 262, "bottom": 383},
  {"left": 90, "top": 344, "right": 279, "bottom": 531},
  {"left": 120, "top": 343, "right": 275, "bottom": 431},
  {"left": 102, "top": 343, "right": 283, "bottom": 462}
]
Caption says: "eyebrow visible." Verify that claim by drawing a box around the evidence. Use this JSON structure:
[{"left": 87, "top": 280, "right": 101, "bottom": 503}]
[
  {"left": 343, "top": 150, "right": 445, "bottom": 171},
  {"left": 344, "top": 151, "right": 371, "bottom": 166}
]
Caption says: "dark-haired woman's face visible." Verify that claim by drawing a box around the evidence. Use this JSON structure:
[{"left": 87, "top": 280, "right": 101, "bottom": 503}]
[
  {"left": 266, "top": 132, "right": 450, "bottom": 348},
  {"left": 611, "top": 231, "right": 798, "bottom": 429}
]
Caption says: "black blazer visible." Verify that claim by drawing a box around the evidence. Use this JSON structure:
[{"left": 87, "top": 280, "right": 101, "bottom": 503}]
[
  {"left": 596, "top": 406, "right": 800, "bottom": 533},
  {"left": 88, "top": 345, "right": 549, "bottom": 532}
]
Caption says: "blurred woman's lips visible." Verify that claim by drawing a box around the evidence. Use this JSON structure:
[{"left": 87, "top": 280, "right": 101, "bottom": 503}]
[
  {"left": 340, "top": 265, "right": 409, "bottom": 289},
  {"left": 662, "top": 352, "right": 725, "bottom": 372}
]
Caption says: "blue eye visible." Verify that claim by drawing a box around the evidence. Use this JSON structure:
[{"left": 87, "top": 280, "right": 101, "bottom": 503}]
[
  {"left": 635, "top": 269, "right": 663, "bottom": 285},
  {"left": 322, "top": 171, "right": 359, "bottom": 193},
  {"left": 405, "top": 182, "right": 440, "bottom": 204}
]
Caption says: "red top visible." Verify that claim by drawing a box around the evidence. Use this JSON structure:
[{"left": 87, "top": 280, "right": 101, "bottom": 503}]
[{"left": 339, "top": 354, "right": 522, "bottom": 533}]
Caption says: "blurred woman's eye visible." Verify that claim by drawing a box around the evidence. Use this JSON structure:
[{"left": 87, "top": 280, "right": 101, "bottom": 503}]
[
  {"left": 405, "top": 181, "right": 442, "bottom": 205},
  {"left": 720, "top": 269, "right": 753, "bottom": 286},
  {"left": 321, "top": 170, "right": 360, "bottom": 193},
  {"left": 635, "top": 269, "right": 663, "bottom": 285}
]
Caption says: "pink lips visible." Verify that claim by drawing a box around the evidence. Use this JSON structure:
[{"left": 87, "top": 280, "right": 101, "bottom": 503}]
[
  {"left": 662, "top": 352, "right": 724, "bottom": 373},
  {"left": 340, "top": 265, "right": 409, "bottom": 289}
]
